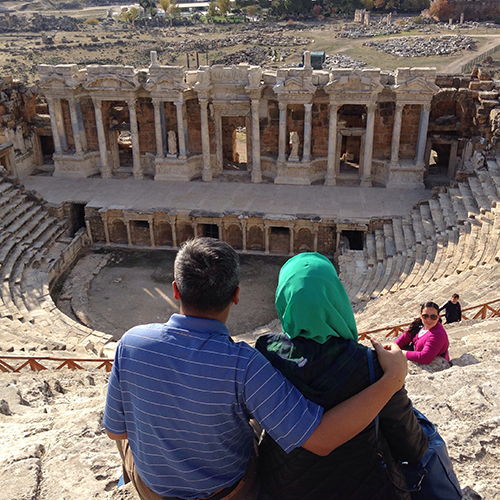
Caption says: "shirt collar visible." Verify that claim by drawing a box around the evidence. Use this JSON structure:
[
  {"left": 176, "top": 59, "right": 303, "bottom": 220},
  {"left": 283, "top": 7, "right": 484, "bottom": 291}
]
[{"left": 167, "top": 313, "right": 230, "bottom": 337}]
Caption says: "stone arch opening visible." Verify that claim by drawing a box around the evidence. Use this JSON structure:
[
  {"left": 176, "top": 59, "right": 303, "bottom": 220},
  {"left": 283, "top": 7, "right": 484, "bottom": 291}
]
[
  {"left": 131, "top": 220, "right": 151, "bottom": 246},
  {"left": 248, "top": 226, "right": 264, "bottom": 251},
  {"left": 155, "top": 222, "right": 173, "bottom": 246},
  {"left": 270, "top": 227, "right": 290, "bottom": 254},
  {"left": 109, "top": 219, "right": 127, "bottom": 244},
  {"left": 225, "top": 225, "right": 243, "bottom": 250},
  {"left": 178, "top": 223, "right": 194, "bottom": 244},
  {"left": 295, "top": 228, "right": 313, "bottom": 253},
  {"left": 39, "top": 135, "right": 55, "bottom": 162},
  {"left": 68, "top": 203, "right": 86, "bottom": 237},
  {"left": 108, "top": 102, "right": 132, "bottom": 175},
  {"left": 222, "top": 117, "right": 247, "bottom": 171}
]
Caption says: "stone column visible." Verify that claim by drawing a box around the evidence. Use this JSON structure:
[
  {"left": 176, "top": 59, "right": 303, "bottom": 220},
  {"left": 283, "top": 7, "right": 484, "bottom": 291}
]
[
  {"left": 68, "top": 98, "right": 83, "bottom": 154},
  {"left": 289, "top": 227, "right": 294, "bottom": 255},
  {"left": 149, "top": 218, "right": 155, "bottom": 248},
  {"left": 313, "top": 224, "right": 319, "bottom": 252},
  {"left": 193, "top": 221, "right": 198, "bottom": 238},
  {"left": 174, "top": 101, "right": 187, "bottom": 159},
  {"left": 241, "top": 219, "right": 247, "bottom": 252},
  {"left": 46, "top": 97, "right": 62, "bottom": 154},
  {"left": 325, "top": 104, "right": 339, "bottom": 186},
  {"left": 264, "top": 223, "right": 270, "bottom": 254},
  {"left": 251, "top": 99, "right": 262, "bottom": 183},
  {"left": 169, "top": 216, "right": 178, "bottom": 248},
  {"left": 93, "top": 99, "right": 111, "bottom": 179},
  {"left": 278, "top": 102, "right": 287, "bottom": 164},
  {"left": 54, "top": 98, "right": 68, "bottom": 150},
  {"left": 416, "top": 103, "right": 431, "bottom": 168},
  {"left": 85, "top": 220, "right": 93, "bottom": 245},
  {"left": 128, "top": 99, "right": 143, "bottom": 180},
  {"left": 125, "top": 220, "right": 132, "bottom": 246},
  {"left": 215, "top": 111, "right": 223, "bottom": 173},
  {"left": 199, "top": 98, "right": 212, "bottom": 181},
  {"left": 153, "top": 100, "right": 165, "bottom": 157},
  {"left": 361, "top": 103, "right": 376, "bottom": 187},
  {"left": 302, "top": 103, "right": 312, "bottom": 163},
  {"left": 103, "top": 218, "right": 110, "bottom": 244},
  {"left": 76, "top": 100, "right": 87, "bottom": 151},
  {"left": 390, "top": 102, "right": 404, "bottom": 168}
]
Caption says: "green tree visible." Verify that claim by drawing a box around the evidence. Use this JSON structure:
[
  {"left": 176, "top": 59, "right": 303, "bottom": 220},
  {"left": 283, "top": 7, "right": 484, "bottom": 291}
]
[
  {"left": 139, "top": 0, "right": 157, "bottom": 16},
  {"left": 207, "top": 0, "right": 218, "bottom": 17},
  {"left": 217, "top": 0, "right": 231, "bottom": 15},
  {"left": 245, "top": 4, "right": 259, "bottom": 18},
  {"left": 429, "top": 0, "right": 454, "bottom": 20},
  {"left": 121, "top": 6, "right": 140, "bottom": 23}
]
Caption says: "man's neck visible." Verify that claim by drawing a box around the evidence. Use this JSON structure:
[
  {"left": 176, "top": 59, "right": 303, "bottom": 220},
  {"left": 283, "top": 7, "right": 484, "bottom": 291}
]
[{"left": 179, "top": 304, "right": 231, "bottom": 325}]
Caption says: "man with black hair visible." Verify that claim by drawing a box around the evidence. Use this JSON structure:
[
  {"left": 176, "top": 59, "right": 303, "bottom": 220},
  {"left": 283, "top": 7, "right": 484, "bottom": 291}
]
[
  {"left": 439, "top": 293, "right": 462, "bottom": 324},
  {"left": 103, "top": 237, "right": 407, "bottom": 500}
]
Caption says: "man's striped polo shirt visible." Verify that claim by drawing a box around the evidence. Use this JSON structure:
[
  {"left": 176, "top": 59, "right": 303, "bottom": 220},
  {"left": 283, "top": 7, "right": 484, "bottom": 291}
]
[{"left": 103, "top": 314, "right": 323, "bottom": 499}]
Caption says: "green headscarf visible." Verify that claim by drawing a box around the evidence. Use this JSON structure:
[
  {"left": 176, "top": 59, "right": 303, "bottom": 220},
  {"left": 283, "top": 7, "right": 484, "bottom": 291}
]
[{"left": 275, "top": 252, "right": 358, "bottom": 344}]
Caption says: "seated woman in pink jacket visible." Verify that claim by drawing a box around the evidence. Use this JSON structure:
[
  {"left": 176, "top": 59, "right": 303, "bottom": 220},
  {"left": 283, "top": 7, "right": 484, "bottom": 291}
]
[{"left": 394, "top": 301, "right": 450, "bottom": 364}]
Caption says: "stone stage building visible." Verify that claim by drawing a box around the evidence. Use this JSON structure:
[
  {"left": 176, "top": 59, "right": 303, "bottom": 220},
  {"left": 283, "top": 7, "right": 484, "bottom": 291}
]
[{"left": 2, "top": 55, "right": 498, "bottom": 257}]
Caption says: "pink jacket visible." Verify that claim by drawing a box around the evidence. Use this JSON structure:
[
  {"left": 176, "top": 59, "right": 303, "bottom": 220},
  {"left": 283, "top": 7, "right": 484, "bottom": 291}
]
[{"left": 395, "top": 321, "right": 450, "bottom": 364}]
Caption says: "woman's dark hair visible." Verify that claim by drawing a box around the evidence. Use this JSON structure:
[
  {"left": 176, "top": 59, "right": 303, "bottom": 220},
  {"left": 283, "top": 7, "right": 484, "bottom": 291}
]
[{"left": 407, "top": 301, "right": 440, "bottom": 339}]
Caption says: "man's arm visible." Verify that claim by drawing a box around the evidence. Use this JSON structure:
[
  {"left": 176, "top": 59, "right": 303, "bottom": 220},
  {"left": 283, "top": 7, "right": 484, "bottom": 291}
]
[
  {"left": 301, "top": 339, "right": 407, "bottom": 456},
  {"left": 106, "top": 430, "right": 128, "bottom": 441}
]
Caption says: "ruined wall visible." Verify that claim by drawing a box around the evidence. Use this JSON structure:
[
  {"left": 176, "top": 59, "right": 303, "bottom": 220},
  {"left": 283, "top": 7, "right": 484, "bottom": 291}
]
[
  {"left": 373, "top": 102, "right": 394, "bottom": 160},
  {"left": 311, "top": 102, "right": 329, "bottom": 157},
  {"left": 261, "top": 100, "right": 279, "bottom": 157},
  {"left": 138, "top": 98, "right": 155, "bottom": 154},
  {"left": 186, "top": 99, "right": 202, "bottom": 154},
  {"left": 0, "top": 76, "right": 40, "bottom": 177},
  {"left": 399, "top": 104, "right": 421, "bottom": 159},
  {"left": 81, "top": 97, "right": 99, "bottom": 151}
]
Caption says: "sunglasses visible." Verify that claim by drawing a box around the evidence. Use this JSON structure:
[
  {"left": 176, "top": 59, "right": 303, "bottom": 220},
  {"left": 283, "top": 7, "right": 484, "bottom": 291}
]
[{"left": 421, "top": 314, "right": 439, "bottom": 320}]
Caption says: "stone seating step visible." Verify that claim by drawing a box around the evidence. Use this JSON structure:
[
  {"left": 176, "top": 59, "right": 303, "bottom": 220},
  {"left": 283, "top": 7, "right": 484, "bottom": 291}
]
[
  {"left": 410, "top": 209, "right": 425, "bottom": 245},
  {"left": 392, "top": 217, "right": 406, "bottom": 255},
  {"left": 383, "top": 223, "right": 396, "bottom": 257},
  {"left": 402, "top": 215, "right": 416, "bottom": 250},
  {"left": 0, "top": 199, "right": 34, "bottom": 232},
  {"left": 0, "top": 186, "right": 20, "bottom": 210},
  {"left": 384, "top": 253, "right": 405, "bottom": 295},
  {"left": 354, "top": 262, "right": 376, "bottom": 303},
  {"left": 487, "top": 159, "right": 500, "bottom": 175},
  {"left": 17, "top": 212, "right": 51, "bottom": 246},
  {"left": 390, "top": 218, "right": 416, "bottom": 292},
  {"left": 438, "top": 191, "right": 457, "bottom": 229},
  {"left": 421, "top": 233, "right": 446, "bottom": 284},
  {"left": 468, "top": 176, "right": 491, "bottom": 213},
  {"left": 458, "top": 182, "right": 480, "bottom": 217},
  {"left": 0, "top": 238, "right": 19, "bottom": 271},
  {"left": 364, "top": 261, "right": 386, "bottom": 299},
  {"left": 0, "top": 180, "right": 15, "bottom": 197},
  {"left": 365, "top": 231, "right": 376, "bottom": 266},
  {"left": 0, "top": 279, "right": 23, "bottom": 321},
  {"left": 456, "top": 222, "right": 478, "bottom": 274},
  {"left": 375, "top": 228, "right": 386, "bottom": 262},
  {"left": 433, "top": 228, "right": 458, "bottom": 281},
  {"left": 446, "top": 224, "right": 469, "bottom": 277},
  {"left": 0, "top": 193, "right": 26, "bottom": 224},
  {"left": 448, "top": 187, "right": 469, "bottom": 223},
  {"left": 428, "top": 199, "right": 447, "bottom": 234},
  {"left": 419, "top": 203, "right": 436, "bottom": 242},
  {"left": 1, "top": 243, "right": 28, "bottom": 283},
  {"left": 372, "top": 256, "right": 394, "bottom": 298},
  {"left": 476, "top": 169, "right": 500, "bottom": 207},
  {"left": 471, "top": 214, "right": 492, "bottom": 268},
  {"left": 5, "top": 205, "right": 43, "bottom": 236}
]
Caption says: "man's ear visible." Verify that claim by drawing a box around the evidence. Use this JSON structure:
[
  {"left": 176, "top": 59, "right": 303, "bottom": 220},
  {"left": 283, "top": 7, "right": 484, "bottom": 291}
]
[
  {"left": 172, "top": 281, "right": 181, "bottom": 301},
  {"left": 232, "top": 287, "right": 240, "bottom": 306}
]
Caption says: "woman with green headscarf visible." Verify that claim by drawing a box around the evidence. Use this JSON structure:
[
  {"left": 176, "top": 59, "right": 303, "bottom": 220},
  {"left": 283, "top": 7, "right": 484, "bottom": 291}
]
[{"left": 255, "top": 253, "right": 427, "bottom": 500}]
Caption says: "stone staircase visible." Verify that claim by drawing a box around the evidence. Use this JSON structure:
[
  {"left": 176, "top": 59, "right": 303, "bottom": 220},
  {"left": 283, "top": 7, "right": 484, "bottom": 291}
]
[
  {"left": 340, "top": 155, "right": 500, "bottom": 313},
  {"left": 0, "top": 174, "right": 112, "bottom": 354}
]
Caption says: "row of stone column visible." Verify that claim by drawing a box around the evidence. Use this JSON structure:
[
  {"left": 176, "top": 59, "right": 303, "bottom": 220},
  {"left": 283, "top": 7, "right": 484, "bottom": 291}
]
[
  {"left": 95, "top": 215, "right": 319, "bottom": 255},
  {"left": 47, "top": 95, "right": 431, "bottom": 184}
]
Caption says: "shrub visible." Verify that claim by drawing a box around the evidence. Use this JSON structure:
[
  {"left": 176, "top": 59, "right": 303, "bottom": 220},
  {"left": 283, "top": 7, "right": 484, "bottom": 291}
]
[
  {"left": 84, "top": 18, "right": 100, "bottom": 25},
  {"left": 412, "top": 16, "right": 423, "bottom": 24}
]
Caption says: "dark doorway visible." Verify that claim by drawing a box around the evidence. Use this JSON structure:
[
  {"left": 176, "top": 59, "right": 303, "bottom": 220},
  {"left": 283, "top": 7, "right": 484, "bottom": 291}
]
[
  {"left": 40, "top": 135, "right": 55, "bottom": 163},
  {"left": 203, "top": 224, "right": 219, "bottom": 239},
  {"left": 342, "top": 230, "right": 364, "bottom": 250},
  {"left": 68, "top": 203, "right": 86, "bottom": 237}
]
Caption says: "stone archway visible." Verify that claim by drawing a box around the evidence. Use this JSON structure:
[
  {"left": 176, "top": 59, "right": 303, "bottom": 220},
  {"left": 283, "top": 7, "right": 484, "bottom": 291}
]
[
  {"left": 177, "top": 223, "right": 194, "bottom": 244},
  {"left": 225, "top": 224, "right": 243, "bottom": 250},
  {"left": 295, "top": 228, "right": 313, "bottom": 252},
  {"left": 109, "top": 219, "right": 127, "bottom": 244},
  {"left": 248, "top": 225, "right": 264, "bottom": 251},
  {"left": 155, "top": 222, "right": 173, "bottom": 246}
]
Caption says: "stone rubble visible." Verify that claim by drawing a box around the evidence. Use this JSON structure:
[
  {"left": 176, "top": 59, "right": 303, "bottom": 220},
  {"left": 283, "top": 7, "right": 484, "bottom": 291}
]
[{"left": 363, "top": 35, "right": 477, "bottom": 58}]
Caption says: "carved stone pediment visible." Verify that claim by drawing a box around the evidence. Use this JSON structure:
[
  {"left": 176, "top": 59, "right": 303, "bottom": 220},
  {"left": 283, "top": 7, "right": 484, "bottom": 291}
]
[
  {"left": 325, "top": 74, "right": 384, "bottom": 95},
  {"left": 273, "top": 77, "right": 316, "bottom": 95},
  {"left": 84, "top": 75, "right": 138, "bottom": 91},
  {"left": 38, "top": 74, "right": 66, "bottom": 89},
  {"left": 393, "top": 76, "right": 440, "bottom": 95},
  {"left": 144, "top": 75, "right": 188, "bottom": 93}
]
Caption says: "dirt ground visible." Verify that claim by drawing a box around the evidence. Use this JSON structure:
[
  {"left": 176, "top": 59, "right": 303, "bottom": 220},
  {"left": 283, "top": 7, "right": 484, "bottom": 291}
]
[{"left": 84, "top": 248, "right": 289, "bottom": 339}]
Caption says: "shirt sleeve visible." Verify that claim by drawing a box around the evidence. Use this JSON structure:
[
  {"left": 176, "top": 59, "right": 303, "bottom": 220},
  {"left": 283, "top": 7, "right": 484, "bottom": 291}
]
[
  {"left": 394, "top": 329, "right": 413, "bottom": 349},
  {"left": 405, "top": 330, "right": 445, "bottom": 364},
  {"left": 103, "top": 343, "right": 127, "bottom": 435},
  {"left": 242, "top": 351, "right": 323, "bottom": 453}
]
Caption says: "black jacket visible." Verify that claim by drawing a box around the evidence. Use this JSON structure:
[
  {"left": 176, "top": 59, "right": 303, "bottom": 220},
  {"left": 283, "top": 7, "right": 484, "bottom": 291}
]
[{"left": 255, "top": 334, "right": 428, "bottom": 500}]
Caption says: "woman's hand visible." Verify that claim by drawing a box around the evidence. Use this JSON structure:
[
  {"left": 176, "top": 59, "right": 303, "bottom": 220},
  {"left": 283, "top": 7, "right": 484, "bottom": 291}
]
[{"left": 371, "top": 337, "right": 407, "bottom": 390}]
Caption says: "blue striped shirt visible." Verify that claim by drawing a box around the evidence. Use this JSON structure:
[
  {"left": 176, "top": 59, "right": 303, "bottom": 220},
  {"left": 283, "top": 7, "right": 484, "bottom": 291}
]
[{"left": 103, "top": 314, "right": 323, "bottom": 499}]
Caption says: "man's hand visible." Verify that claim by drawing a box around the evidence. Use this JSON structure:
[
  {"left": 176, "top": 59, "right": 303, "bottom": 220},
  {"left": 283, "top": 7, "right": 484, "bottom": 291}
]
[{"left": 371, "top": 337, "right": 407, "bottom": 391}]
